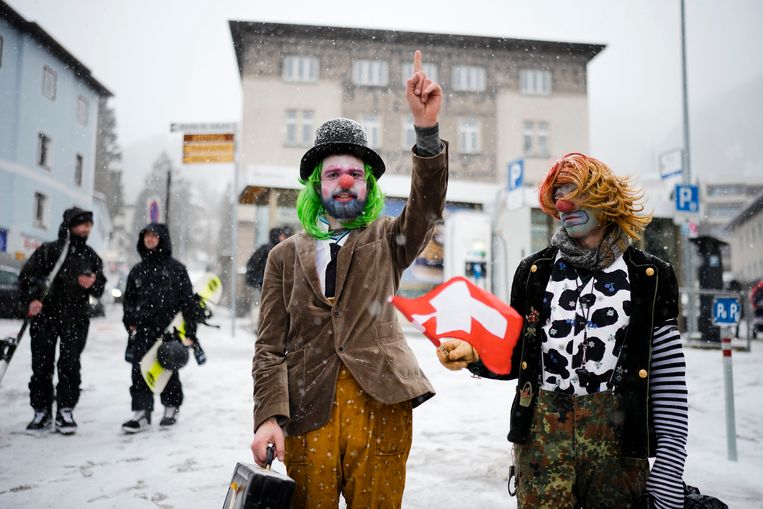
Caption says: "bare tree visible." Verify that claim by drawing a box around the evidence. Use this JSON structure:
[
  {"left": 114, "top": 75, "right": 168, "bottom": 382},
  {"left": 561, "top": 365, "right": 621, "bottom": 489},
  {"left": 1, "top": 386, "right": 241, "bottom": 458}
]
[{"left": 94, "top": 98, "right": 124, "bottom": 219}]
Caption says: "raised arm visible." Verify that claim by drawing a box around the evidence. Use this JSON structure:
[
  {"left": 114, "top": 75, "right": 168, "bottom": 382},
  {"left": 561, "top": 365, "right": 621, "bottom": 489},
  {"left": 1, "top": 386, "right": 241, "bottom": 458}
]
[
  {"left": 388, "top": 50, "right": 448, "bottom": 270},
  {"left": 406, "top": 49, "right": 443, "bottom": 128}
]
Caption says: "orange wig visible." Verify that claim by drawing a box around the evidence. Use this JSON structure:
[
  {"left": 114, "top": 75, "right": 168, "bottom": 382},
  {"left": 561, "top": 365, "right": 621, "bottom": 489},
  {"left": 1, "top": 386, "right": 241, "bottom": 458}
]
[{"left": 538, "top": 152, "right": 651, "bottom": 240}]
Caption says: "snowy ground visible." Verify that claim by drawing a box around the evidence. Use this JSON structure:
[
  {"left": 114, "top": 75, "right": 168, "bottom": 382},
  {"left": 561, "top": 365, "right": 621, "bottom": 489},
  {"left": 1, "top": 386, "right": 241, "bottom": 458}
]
[{"left": 1, "top": 305, "right": 762, "bottom": 508}]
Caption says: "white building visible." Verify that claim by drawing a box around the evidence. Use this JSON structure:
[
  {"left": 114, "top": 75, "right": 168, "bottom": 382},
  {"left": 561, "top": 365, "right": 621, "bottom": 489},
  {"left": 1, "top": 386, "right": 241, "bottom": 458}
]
[
  {"left": 228, "top": 21, "right": 603, "bottom": 304},
  {"left": 0, "top": 1, "right": 111, "bottom": 259}
]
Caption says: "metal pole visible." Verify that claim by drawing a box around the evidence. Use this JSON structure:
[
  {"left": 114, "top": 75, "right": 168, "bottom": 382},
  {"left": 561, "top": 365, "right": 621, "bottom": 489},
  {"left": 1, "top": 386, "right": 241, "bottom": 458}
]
[
  {"left": 165, "top": 169, "right": 172, "bottom": 227},
  {"left": 721, "top": 335, "right": 738, "bottom": 461},
  {"left": 679, "top": 0, "right": 696, "bottom": 339},
  {"left": 230, "top": 125, "right": 240, "bottom": 338}
]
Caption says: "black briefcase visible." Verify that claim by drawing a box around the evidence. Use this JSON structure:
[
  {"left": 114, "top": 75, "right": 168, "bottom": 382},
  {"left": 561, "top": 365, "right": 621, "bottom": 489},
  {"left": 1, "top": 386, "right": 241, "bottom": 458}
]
[{"left": 222, "top": 448, "right": 296, "bottom": 509}]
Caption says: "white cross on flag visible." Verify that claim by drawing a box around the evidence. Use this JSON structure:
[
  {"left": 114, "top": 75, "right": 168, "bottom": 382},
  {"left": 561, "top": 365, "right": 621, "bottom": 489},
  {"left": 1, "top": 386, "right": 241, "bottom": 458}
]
[{"left": 390, "top": 276, "right": 523, "bottom": 375}]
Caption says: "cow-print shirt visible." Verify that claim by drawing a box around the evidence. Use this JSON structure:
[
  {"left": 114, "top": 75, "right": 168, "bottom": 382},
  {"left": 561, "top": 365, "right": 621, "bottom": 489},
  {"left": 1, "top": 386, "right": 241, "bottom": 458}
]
[{"left": 541, "top": 252, "right": 630, "bottom": 395}]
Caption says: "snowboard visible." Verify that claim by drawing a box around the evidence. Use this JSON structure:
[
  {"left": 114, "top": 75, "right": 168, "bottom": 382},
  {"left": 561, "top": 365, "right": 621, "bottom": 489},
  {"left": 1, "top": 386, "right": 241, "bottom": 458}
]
[
  {"left": 0, "top": 318, "right": 30, "bottom": 385},
  {"left": 140, "top": 272, "right": 223, "bottom": 393}
]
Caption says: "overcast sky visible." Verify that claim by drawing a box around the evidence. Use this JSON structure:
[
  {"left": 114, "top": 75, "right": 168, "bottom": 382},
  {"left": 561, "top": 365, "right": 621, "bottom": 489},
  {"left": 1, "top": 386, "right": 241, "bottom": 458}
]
[{"left": 9, "top": 0, "right": 763, "bottom": 200}]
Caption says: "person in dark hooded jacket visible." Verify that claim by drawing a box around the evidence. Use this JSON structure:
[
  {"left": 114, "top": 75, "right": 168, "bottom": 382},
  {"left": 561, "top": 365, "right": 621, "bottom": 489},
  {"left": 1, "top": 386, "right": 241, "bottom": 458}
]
[
  {"left": 121, "top": 223, "right": 200, "bottom": 433},
  {"left": 18, "top": 207, "right": 106, "bottom": 434},
  {"left": 245, "top": 226, "right": 292, "bottom": 292},
  {"left": 245, "top": 226, "right": 292, "bottom": 331}
]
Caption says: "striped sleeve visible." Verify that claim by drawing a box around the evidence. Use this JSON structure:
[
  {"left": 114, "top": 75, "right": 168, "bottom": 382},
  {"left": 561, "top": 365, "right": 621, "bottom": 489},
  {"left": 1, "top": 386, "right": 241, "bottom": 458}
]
[{"left": 646, "top": 318, "right": 688, "bottom": 509}]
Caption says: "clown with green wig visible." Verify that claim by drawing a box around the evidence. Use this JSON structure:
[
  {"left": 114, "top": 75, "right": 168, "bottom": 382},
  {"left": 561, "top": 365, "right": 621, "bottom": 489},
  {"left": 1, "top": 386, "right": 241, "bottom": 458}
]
[{"left": 250, "top": 50, "right": 447, "bottom": 508}]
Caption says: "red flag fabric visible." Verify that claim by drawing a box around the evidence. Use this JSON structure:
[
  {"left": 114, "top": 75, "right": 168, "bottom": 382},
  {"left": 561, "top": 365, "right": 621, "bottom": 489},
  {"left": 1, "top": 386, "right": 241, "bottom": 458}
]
[{"left": 390, "top": 276, "right": 523, "bottom": 375}]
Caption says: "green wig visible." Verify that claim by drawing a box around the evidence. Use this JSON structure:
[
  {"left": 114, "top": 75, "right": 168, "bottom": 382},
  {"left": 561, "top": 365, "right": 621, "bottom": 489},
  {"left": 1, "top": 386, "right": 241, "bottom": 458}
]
[{"left": 296, "top": 162, "right": 385, "bottom": 240}]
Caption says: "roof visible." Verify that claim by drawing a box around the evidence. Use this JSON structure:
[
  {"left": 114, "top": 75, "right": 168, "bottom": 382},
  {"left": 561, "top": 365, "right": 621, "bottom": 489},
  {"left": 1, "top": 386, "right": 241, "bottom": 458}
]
[
  {"left": 726, "top": 189, "right": 763, "bottom": 231},
  {"left": 0, "top": 0, "right": 112, "bottom": 97},
  {"left": 228, "top": 20, "right": 606, "bottom": 78}
]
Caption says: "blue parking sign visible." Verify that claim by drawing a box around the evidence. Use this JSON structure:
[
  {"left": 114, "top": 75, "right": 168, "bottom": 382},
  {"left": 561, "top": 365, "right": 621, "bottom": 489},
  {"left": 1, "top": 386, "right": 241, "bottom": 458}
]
[
  {"left": 675, "top": 184, "right": 699, "bottom": 213},
  {"left": 507, "top": 159, "right": 524, "bottom": 191},
  {"left": 712, "top": 297, "right": 741, "bottom": 326}
]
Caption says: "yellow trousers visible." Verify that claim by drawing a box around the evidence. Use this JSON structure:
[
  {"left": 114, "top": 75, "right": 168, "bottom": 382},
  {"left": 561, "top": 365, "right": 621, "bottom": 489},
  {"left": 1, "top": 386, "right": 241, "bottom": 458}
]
[{"left": 284, "top": 365, "right": 413, "bottom": 508}]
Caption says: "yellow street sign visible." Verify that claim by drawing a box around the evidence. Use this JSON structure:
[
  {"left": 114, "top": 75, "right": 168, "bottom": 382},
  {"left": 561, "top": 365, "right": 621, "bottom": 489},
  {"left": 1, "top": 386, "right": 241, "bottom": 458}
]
[{"left": 182, "top": 133, "right": 235, "bottom": 164}]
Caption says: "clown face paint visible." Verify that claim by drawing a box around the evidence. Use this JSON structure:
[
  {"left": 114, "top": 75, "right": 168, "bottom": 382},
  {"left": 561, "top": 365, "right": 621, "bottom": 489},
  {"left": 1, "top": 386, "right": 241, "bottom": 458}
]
[
  {"left": 320, "top": 154, "right": 368, "bottom": 220},
  {"left": 554, "top": 183, "right": 604, "bottom": 239}
]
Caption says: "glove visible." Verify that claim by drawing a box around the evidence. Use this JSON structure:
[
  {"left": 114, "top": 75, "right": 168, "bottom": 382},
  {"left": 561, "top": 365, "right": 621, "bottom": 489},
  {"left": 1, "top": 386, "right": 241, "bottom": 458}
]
[
  {"left": 436, "top": 339, "right": 479, "bottom": 371},
  {"left": 124, "top": 335, "right": 135, "bottom": 363},
  {"left": 190, "top": 340, "right": 207, "bottom": 365}
]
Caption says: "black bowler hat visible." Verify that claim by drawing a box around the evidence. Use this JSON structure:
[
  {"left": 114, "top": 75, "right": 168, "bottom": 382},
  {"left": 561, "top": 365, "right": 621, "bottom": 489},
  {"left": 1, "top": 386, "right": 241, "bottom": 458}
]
[{"left": 299, "top": 118, "right": 385, "bottom": 180}]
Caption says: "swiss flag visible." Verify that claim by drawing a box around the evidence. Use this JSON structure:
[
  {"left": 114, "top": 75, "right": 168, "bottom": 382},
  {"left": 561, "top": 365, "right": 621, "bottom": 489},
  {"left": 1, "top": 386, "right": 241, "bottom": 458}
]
[{"left": 390, "top": 277, "right": 523, "bottom": 375}]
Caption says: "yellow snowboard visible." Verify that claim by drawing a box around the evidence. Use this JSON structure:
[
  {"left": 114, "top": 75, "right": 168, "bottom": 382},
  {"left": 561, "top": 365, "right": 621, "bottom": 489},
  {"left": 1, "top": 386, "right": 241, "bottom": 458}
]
[{"left": 140, "top": 273, "right": 223, "bottom": 393}]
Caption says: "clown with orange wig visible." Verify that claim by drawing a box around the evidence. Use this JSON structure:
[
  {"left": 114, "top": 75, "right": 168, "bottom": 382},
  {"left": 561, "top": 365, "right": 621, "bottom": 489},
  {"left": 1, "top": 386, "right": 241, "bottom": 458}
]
[{"left": 440, "top": 153, "right": 688, "bottom": 508}]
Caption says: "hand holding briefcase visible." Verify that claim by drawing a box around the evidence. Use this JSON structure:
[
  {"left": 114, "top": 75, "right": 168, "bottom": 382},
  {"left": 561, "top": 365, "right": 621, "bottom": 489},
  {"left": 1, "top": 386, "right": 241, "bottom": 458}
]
[{"left": 223, "top": 446, "right": 296, "bottom": 509}]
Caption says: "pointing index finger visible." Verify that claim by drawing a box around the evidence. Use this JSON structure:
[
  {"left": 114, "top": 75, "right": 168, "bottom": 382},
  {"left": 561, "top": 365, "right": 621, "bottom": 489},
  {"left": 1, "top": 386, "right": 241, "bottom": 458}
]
[{"left": 413, "top": 49, "right": 422, "bottom": 73}]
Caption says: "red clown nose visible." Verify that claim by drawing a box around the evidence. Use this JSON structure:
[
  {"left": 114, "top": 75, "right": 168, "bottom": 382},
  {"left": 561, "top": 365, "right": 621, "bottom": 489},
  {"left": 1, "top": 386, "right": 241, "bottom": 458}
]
[
  {"left": 555, "top": 199, "right": 576, "bottom": 213},
  {"left": 338, "top": 174, "right": 355, "bottom": 189}
]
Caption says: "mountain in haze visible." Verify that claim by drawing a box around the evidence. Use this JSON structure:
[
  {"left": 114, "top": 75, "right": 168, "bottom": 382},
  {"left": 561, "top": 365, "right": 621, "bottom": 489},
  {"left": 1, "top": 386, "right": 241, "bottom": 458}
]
[{"left": 691, "top": 74, "right": 763, "bottom": 181}]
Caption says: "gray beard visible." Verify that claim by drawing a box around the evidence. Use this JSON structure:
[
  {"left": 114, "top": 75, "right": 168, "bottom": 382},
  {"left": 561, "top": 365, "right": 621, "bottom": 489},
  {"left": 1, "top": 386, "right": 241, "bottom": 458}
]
[{"left": 322, "top": 196, "right": 366, "bottom": 220}]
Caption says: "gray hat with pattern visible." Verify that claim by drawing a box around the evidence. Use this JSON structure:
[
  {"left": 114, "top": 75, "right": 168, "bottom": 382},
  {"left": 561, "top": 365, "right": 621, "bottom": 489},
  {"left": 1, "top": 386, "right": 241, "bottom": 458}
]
[{"left": 299, "top": 118, "right": 385, "bottom": 180}]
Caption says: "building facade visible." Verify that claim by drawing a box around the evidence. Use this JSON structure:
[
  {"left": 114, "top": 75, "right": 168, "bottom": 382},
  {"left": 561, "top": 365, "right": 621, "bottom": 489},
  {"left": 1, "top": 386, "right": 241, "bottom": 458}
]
[
  {"left": 0, "top": 1, "right": 111, "bottom": 259},
  {"left": 228, "top": 21, "right": 602, "bottom": 305},
  {"left": 726, "top": 191, "right": 763, "bottom": 286}
]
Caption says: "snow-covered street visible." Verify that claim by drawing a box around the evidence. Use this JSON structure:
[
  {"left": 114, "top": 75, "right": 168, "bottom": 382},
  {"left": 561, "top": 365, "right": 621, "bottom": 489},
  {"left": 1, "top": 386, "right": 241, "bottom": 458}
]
[{"left": 1, "top": 306, "right": 762, "bottom": 508}]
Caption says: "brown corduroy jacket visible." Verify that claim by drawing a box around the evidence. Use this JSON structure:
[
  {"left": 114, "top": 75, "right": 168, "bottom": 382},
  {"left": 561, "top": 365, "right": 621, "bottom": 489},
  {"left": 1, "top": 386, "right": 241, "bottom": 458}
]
[{"left": 252, "top": 143, "right": 449, "bottom": 436}]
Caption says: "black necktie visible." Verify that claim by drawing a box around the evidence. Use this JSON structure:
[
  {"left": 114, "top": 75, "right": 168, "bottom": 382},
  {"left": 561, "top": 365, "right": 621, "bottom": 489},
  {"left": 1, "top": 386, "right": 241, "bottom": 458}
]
[{"left": 325, "top": 243, "right": 341, "bottom": 297}]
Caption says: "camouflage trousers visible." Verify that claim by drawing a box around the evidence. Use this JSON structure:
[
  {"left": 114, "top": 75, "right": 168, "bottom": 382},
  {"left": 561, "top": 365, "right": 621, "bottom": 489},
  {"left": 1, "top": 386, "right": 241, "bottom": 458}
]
[{"left": 514, "top": 389, "right": 649, "bottom": 509}]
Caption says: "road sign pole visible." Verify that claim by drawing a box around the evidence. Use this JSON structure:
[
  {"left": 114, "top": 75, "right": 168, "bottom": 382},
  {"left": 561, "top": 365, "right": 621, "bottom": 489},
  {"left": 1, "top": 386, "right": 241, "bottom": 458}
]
[
  {"left": 230, "top": 125, "right": 240, "bottom": 338},
  {"left": 721, "top": 335, "right": 738, "bottom": 461},
  {"left": 679, "top": 0, "right": 696, "bottom": 340}
]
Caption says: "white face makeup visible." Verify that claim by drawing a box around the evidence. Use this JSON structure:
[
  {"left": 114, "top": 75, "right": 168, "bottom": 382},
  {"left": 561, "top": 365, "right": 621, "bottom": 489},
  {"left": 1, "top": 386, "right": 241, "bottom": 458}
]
[{"left": 554, "top": 183, "right": 604, "bottom": 239}]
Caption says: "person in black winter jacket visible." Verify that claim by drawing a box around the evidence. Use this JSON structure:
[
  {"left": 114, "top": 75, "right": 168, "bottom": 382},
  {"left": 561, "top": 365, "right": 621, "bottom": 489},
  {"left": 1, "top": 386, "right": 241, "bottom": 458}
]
[
  {"left": 245, "top": 226, "right": 292, "bottom": 292},
  {"left": 245, "top": 226, "right": 292, "bottom": 330},
  {"left": 121, "top": 223, "right": 201, "bottom": 433},
  {"left": 18, "top": 207, "right": 106, "bottom": 434}
]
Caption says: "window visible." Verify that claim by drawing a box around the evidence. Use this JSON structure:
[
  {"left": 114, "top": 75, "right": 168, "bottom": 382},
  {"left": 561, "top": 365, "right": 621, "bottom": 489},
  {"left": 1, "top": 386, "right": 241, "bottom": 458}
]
[
  {"left": 531, "top": 208, "right": 554, "bottom": 253},
  {"left": 522, "top": 121, "right": 550, "bottom": 158},
  {"left": 77, "top": 96, "right": 89, "bottom": 125},
  {"left": 282, "top": 56, "right": 319, "bottom": 82},
  {"left": 519, "top": 69, "right": 552, "bottom": 95},
  {"left": 37, "top": 133, "right": 52, "bottom": 168},
  {"left": 402, "top": 116, "right": 416, "bottom": 149},
  {"left": 360, "top": 115, "right": 381, "bottom": 149},
  {"left": 33, "top": 192, "right": 48, "bottom": 229},
  {"left": 451, "top": 65, "right": 486, "bottom": 92},
  {"left": 401, "top": 62, "right": 438, "bottom": 84},
  {"left": 537, "top": 121, "right": 549, "bottom": 157},
  {"left": 457, "top": 118, "right": 480, "bottom": 154},
  {"left": 285, "top": 110, "right": 314, "bottom": 146},
  {"left": 75, "top": 154, "right": 84, "bottom": 186},
  {"left": 301, "top": 111, "right": 313, "bottom": 146},
  {"left": 42, "top": 65, "right": 57, "bottom": 100},
  {"left": 352, "top": 60, "right": 389, "bottom": 86}
]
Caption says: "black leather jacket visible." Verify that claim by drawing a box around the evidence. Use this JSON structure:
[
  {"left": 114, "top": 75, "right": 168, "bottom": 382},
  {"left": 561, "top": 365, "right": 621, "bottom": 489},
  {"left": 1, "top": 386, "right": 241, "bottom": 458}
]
[{"left": 469, "top": 245, "right": 679, "bottom": 458}]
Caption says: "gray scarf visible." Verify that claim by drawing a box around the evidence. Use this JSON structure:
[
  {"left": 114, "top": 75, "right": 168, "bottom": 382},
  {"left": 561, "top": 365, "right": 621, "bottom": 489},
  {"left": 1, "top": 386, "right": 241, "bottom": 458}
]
[{"left": 550, "top": 224, "right": 630, "bottom": 271}]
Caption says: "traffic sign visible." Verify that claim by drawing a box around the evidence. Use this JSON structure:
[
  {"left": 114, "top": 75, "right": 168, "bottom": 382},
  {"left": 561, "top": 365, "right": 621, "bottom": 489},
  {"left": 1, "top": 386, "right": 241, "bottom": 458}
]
[
  {"left": 675, "top": 183, "right": 699, "bottom": 213},
  {"left": 659, "top": 149, "right": 683, "bottom": 180},
  {"left": 170, "top": 122, "right": 237, "bottom": 133},
  {"left": 182, "top": 133, "right": 235, "bottom": 164},
  {"left": 712, "top": 297, "right": 741, "bottom": 326},
  {"left": 146, "top": 197, "right": 161, "bottom": 223},
  {"left": 507, "top": 159, "right": 524, "bottom": 191}
]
